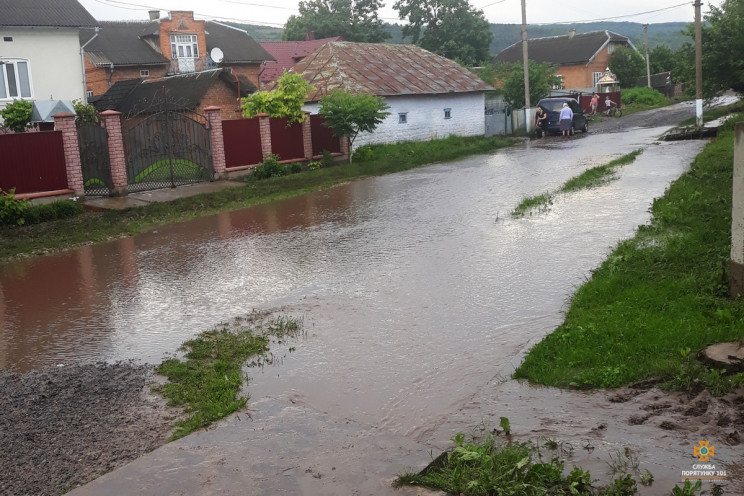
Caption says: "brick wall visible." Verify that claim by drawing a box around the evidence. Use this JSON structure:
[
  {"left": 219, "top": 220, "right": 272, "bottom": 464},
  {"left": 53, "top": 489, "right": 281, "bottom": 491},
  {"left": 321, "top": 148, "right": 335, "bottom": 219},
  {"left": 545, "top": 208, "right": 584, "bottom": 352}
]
[
  {"left": 202, "top": 80, "right": 243, "bottom": 120},
  {"left": 85, "top": 56, "right": 168, "bottom": 97},
  {"left": 158, "top": 11, "right": 208, "bottom": 71}
]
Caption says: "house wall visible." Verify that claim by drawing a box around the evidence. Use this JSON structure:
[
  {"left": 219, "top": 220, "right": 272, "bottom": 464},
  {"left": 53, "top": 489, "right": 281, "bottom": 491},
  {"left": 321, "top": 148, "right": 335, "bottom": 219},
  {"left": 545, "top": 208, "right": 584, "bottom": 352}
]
[
  {"left": 158, "top": 11, "right": 208, "bottom": 74},
  {"left": 304, "top": 92, "right": 486, "bottom": 148},
  {"left": 84, "top": 58, "right": 168, "bottom": 97},
  {"left": 229, "top": 65, "right": 263, "bottom": 91},
  {"left": 559, "top": 46, "right": 613, "bottom": 90},
  {"left": 0, "top": 28, "right": 86, "bottom": 112},
  {"left": 201, "top": 80, "right": 243, "bottom": 120}
]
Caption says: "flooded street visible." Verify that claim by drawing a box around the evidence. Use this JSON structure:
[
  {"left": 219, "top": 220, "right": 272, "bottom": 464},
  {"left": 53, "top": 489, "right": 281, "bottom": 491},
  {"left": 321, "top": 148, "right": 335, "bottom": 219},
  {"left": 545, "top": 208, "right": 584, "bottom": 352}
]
[{"left": 3, "top": 122, "right": 741, "bottom": 494}]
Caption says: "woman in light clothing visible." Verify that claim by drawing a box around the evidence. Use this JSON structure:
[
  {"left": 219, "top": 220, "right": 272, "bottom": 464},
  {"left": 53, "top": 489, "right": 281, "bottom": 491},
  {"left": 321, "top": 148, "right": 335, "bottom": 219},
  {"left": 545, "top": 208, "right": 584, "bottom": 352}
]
[{"left": 559, "top": 102, "right": 573, "bottom": 137}]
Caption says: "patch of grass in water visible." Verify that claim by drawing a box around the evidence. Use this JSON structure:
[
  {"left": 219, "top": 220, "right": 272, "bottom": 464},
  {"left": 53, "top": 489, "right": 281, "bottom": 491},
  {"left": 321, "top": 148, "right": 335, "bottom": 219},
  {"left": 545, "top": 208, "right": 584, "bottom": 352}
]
[{"left": 154, "top": 311, "right": 304, "bottom": 440}]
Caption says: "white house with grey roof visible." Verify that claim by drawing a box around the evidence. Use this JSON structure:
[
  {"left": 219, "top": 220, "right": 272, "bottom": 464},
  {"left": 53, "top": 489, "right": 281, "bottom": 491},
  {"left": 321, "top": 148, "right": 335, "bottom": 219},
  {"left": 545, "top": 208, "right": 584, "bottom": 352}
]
[
  {"left": 291, "top": 42, "right": 493, "bottom": 148},
  {"left": 0, "top": 0, "right": 98, "bottom": 120}
]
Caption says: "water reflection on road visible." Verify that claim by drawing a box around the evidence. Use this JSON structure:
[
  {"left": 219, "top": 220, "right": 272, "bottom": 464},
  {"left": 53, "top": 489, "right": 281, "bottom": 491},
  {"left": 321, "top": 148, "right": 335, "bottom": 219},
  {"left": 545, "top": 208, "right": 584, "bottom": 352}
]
[{"left": 4, "top": 127, "right": 729, "bottom": 490}]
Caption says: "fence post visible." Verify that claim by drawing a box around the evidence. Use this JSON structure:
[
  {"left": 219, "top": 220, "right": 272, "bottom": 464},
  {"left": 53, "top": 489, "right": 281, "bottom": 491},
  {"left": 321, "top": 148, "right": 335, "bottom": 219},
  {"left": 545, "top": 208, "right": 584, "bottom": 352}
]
[
  {"left": 99, "top": 110, "right": 128, "bottom": 196},
  {"left": 52, "top": 113, "right": 84, "bottom": 197},
  {"left": 204, "top": 106, "right": 226, "bottom": 179},
  {"left": 731, "top": 122, "right": 744, "bottom": 298},
  {"left": 256, "top": 113, "right": 272, "bottom": 160},
  {"left": 302, "top": 112, "right": 313, "bottom": 160}
]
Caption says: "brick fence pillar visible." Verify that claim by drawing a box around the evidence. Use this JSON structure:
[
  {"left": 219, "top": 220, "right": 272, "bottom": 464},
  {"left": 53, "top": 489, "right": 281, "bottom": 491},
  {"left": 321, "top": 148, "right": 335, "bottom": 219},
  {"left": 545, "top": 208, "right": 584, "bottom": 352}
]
[
  {"left": 204, "top": 106, "right": 226, "bottom": 179},
  {"left": 52, "top": 112, "right": 84, "bottom": 197},
  {"left": 302, "top": 112, "right": 313, "bottom": 160},
  {"left": 256, "top": 113, "right": 272, "bottom": 160},
  {"left": 99, "top": 110, "right": 128, "bottom": 196}
]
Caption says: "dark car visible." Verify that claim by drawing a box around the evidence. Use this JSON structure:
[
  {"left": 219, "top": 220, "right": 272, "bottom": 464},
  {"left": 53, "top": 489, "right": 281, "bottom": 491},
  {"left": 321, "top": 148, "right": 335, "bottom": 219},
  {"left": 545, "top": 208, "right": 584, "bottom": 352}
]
[{"left": 535, "top": 97, "right": 589, "bottom": 136}]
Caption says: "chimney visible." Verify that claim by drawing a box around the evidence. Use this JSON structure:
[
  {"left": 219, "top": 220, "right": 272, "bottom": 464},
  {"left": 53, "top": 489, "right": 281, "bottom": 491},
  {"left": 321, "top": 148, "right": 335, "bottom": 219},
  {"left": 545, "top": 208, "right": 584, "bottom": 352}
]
[
  {"left": 305, "top": 30, "right": 315, "bottom": 41},
  {"left": 568, "top": 28, "right": 576, "bottom": 39},
  {"left": 149, "top": 10, "right": 160, "bottom": 20}
]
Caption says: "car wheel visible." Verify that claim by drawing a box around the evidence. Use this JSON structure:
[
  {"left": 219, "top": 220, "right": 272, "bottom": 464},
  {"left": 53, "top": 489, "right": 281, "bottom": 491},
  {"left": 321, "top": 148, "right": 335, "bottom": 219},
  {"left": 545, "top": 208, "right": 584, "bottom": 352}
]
[
  {"left": 582, "top": 121, "right": 589, "bottom": 133},
  {"left": 570, "top": 124, "right": 575, "bottom": 136}
]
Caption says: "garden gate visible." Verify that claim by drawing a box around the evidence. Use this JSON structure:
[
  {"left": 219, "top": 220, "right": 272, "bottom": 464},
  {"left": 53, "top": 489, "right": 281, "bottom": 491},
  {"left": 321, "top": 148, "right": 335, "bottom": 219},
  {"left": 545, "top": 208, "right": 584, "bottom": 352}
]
[
  {"left": 122, "top": 98, "right": 213, "bottom": 193},
  {"left": 78, "top": 123, "right": 112, "bottom": 196}
]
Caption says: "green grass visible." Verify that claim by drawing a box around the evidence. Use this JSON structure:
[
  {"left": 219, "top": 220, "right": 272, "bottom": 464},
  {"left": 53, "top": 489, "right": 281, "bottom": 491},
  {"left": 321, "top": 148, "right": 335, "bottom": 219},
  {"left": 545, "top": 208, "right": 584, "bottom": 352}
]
[
  {"left": 154, "top": 312, "right": 304, "bottom": 440},
  {"left": 514, "top": 115, "right": 744, "bottom": 392},
  {"left": 511, "top": 150, "right": 643, "bottom": 217},
  {"left": 0, "top": 134, "right": 513, "bottom": 263},
  {"left": 678, "top": 98, "right": 744, "bottom": 127}
]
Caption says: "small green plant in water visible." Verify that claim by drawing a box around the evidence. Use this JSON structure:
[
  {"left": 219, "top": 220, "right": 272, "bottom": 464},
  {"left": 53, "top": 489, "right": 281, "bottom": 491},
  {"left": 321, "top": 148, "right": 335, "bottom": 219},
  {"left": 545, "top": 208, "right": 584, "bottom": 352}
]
[{"left": 671, "top": 479, "right": 702, "bottom": 496}]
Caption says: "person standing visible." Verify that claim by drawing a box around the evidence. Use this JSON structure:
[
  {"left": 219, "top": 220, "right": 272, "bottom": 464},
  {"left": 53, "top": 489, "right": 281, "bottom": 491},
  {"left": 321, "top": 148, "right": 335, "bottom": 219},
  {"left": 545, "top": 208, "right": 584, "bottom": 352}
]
[
  {"left": 559, "top": 102, "right": 573, "bottom": 137},
  {"left": 534, "top": 106, "right": 547, "bottom": 138},
  {"left": 590, "top": 93, "right": 599, "bottom": 115}
]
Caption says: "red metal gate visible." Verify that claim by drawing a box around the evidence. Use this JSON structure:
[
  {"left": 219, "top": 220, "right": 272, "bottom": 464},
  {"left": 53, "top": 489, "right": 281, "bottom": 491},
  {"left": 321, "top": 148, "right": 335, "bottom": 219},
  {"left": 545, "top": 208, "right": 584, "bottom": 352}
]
[
  {"left": 223, "top": 118, "right": 263, "bottom": 168},
  {"left": 0, "top": 131, "right": 67, "bottom": 194}
]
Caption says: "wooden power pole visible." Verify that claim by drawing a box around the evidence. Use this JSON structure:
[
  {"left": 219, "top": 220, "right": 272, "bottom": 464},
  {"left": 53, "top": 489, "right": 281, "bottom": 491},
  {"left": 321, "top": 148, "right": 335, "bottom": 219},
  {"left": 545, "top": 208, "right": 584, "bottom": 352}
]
[
  {"left": 644, "top": 24, "right": 651, "bottom": 88},
  {"left": 521, "top": 0, "right": 531, "bottom": 132}
]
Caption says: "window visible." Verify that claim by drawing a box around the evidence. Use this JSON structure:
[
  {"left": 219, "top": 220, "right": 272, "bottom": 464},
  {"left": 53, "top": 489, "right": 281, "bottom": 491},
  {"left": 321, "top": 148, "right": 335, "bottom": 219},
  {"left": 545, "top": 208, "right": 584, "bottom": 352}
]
[
  {"left": 552, "top": 75, "right": 563, "bottom": 90},
  {"left": 170, "top": 34, "right": 199, "bottom": 59},
  {"left": 86, "top": 90, "right": 93, "bottom": 98},
  {"left": 608, "top": 42, "right": 614, "bottom": 55},
  {"left": 444, "top": 108, "right": 451, "bottom": 119},
  {"left": 3, "top": 37, "right": 12, "bottom": 42},
  {"left": 398, "top": 112, "right": 408, "bottom": 124},
  {"left": 0, "top": 59, "right": 33, "bottom": 99},
  {"left": 593, "top": 72, "right": 604, "bottom": 86},
  {"left": 140, "top": 69, "right": 150, "bottom": 77}
]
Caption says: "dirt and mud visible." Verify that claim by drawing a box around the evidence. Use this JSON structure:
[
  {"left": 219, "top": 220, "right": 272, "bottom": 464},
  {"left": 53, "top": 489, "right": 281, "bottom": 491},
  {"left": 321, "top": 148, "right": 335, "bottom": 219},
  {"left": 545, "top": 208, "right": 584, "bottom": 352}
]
[{"left": 0, "top": 362, "right": 181, "bottom": 496}]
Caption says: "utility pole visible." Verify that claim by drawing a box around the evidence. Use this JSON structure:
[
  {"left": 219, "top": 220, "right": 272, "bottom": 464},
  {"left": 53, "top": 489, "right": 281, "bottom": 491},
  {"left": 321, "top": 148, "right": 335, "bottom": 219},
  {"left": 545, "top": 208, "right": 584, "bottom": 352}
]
[
  {"left": 521, "top": 0, "right": 531, "bottom": 133},
  {"left": 694, "top": 0, "right": 703, "bottom": 127},
  {"left": 643, "top": 24, "right": 651, "bottom": 88}
]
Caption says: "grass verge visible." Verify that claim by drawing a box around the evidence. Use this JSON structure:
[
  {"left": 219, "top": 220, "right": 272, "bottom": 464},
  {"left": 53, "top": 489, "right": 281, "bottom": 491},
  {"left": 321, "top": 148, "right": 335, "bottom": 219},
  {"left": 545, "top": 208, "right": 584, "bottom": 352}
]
[
  {"left": 511, "top": 150, "right": 643, "bottom": 217},
  {"left": 393, "top": 427, "right": 703, "bottom": 495},
  {"left": 154, "top": 312, "right": 304, "bottom": 440},
  {"left": 514, "top": 115, "right": 744, "bottom": 393},
  {"left": 0, "top": 134, "right": 513, "bottom": 263}
]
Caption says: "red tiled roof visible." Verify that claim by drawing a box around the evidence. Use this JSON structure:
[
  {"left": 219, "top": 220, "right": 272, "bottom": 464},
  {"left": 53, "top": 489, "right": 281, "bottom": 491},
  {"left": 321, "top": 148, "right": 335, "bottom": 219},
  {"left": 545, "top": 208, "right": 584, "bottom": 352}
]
[
  {"left": 259, "top": 37, "right": 342, "bottom": 84},
  {"left": 288, "top": 42, "right": 492, "bottom": 101}
]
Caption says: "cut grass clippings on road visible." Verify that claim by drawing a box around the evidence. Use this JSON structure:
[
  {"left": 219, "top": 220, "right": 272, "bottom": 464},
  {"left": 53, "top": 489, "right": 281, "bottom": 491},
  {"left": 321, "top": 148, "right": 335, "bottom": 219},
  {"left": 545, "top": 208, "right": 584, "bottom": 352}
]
[
  {"left": 154, "top": 311, "right": 304, "bottom": 440},
  {"left": 0, "top": 134, "right": 513, "bottom": 263},
  {"left": 511, "top": 149, "right": 643, "bottom": 218},
  {"left": 514, "top": 115, "right": 744, "bottom": 393}
]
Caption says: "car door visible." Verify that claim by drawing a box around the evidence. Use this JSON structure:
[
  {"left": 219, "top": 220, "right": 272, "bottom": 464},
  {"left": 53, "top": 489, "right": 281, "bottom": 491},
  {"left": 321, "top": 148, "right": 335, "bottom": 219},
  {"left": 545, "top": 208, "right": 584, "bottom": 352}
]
[{"left": 569, "top": 101, "right": 586, "bottom": 129}]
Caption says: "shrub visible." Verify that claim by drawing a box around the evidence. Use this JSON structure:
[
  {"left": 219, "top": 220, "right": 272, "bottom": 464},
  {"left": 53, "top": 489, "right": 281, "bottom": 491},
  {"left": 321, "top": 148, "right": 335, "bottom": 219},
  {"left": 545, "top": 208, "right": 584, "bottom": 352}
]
[
  {"left": 250, "top": 155, "right": 288, "bottom": 180},
  {"left": 321, "top": 150, "right": 335, "bottom": 168},
  {"left": 307, "top": 161, "right": 322, "bottom": 171},
  {"left": 0, "top": 189, "right": 30, "bottom": 226},
  {"left": 289, "top": 162, "right": 303, "bottom": 174},
  {"left": 352, "top": 145, "right": 373, "bottom": 162},
  {"left": 621, "top": 87, "right": 668, "bottom": 107},
  {"left": 72, "top": 99, "right": 99, "bottom": 126},
  {"left": 20, "top": 199, "right": 83, "bottom": 226},
  {"left": 0, "top": 99, "right": 33, "bottom": 133}
]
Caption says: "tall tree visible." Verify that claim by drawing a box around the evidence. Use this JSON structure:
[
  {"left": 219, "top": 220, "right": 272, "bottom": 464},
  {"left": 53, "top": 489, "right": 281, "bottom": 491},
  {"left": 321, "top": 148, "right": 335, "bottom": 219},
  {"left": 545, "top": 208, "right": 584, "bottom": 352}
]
[
  {"left": 282, "top": 0, "right": 389, "bottom": 42},
  {"left": 701, "top": 0, "right": 744, "bottom": 94},
  {"left": 393, "top": 0, "right": 493, "bottom": 66},
  {"left": 648, "top": 44, "right": 676, "bottom": 75},
  {"left": 497, "top": 61, "right": 559, "bottom": 109},
  {"left": 609, "top": 45, "right": 646, "bottom": 88}
]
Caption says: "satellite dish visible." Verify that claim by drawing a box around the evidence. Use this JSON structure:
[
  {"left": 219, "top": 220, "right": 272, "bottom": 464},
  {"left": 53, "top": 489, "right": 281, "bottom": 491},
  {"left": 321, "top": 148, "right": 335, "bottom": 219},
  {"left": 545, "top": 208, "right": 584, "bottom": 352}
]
[{"left": 210, "top": 47, "right": 224, "bottom": 64}]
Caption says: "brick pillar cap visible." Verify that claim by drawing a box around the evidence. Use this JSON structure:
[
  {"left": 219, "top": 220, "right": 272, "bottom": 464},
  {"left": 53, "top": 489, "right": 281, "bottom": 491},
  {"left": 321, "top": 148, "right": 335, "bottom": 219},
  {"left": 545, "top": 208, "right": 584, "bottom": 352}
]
[
  {"left": 204, "top": 106, "right": 221, "bottom": 111},
  {"left": 100, "top": 110, "right": 122, "bottom": 116},
  {"left": 255, "top": 113, "right": 270, "bottom": 117},
  {"left": 53, "top": 112, "right": 76, "bottom": 118}
]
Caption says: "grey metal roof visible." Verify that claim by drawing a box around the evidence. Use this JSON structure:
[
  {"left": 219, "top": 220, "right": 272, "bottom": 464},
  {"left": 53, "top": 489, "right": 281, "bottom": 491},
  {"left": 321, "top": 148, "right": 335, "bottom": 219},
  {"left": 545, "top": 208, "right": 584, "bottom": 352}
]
[
  {"left": 0, "top": 0, "right": 98, "bottom": 28},
  {"left": 92, "top": 69, "right": 252, "bottom": 114},
  {"left": 289, "top": 42, "right": 492, "bottom": 101},
  {"left": 204, "top": 21, "right": 275, "bottom": 63},
  {"left": 494, "top": 30, "right": 633, "bottom": 66},
  {"left": 81, "top": 22, "right": 169, "bottom": 67}
]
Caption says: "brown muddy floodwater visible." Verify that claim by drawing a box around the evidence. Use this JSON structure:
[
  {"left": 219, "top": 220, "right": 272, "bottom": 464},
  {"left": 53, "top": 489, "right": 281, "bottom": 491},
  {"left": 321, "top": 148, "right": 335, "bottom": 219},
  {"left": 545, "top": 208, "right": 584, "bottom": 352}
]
[{"left": 3, "top": 127, "right": 740, "bottom": 493}]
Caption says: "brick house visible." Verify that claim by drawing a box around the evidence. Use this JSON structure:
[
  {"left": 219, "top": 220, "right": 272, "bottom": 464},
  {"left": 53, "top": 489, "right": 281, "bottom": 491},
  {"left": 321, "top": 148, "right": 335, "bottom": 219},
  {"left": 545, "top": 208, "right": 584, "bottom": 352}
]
[
  {"left": 91, "top": 68, "right": 250, "bottom": 120},
  {"left": 493, "top": 30, "right": 637, "bottom": 92},
  {"left": 81, "top": 10, "right": 274, "bottom": 99},
  {"left": 292, "top": 42, "right": 492, "bottom": 149}
]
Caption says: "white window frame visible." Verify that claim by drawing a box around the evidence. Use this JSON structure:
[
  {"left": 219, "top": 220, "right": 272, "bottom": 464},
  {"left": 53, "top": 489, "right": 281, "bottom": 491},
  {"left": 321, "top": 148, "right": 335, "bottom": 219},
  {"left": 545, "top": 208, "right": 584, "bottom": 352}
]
[
  {"left": 608, "top": 42, "right": 615, "bottom": 55},
  {"left": 0, "top": 58, "right": 33, "bottom": 100},
  {"left": 140, "top": 69, "right": 150, "bottom": 77},
  {"left": 170, "top": 34, "right": 199, "bottom": 60},
  {"left": 398, "top": 112, "right": 408, "bottom": 124},
  {"left": 444, "top": 108, "right": 451, "bottom": 119},
  {"left": 552, "top": 74, "right": 564, "bottom": 90}
]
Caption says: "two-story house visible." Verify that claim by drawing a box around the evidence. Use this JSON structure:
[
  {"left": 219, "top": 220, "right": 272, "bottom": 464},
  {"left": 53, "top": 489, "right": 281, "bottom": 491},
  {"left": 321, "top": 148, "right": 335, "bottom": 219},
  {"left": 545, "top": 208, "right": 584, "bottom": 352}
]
[
  {"left": 0, "top": 0, "right": 98, "bottom": 118},
  {"left": 493, "top": 30, "right": 637, "bottom": 92},
  {"left": 81, "top": 10, "right": 274, "bottom": 99}
]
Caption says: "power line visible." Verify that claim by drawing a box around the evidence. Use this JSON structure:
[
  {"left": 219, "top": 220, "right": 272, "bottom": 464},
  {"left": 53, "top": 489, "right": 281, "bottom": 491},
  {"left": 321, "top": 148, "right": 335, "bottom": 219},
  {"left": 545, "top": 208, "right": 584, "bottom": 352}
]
[{"left": 533, "top": 2, "right": 691, "bottom": 25}]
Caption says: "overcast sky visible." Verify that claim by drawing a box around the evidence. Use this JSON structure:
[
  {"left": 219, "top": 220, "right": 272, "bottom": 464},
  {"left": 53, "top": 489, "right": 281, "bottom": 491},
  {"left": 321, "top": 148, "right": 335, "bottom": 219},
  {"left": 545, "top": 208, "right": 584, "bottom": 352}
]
[{"left": 76, "top": 0, "right": 724, "bottom": 29}]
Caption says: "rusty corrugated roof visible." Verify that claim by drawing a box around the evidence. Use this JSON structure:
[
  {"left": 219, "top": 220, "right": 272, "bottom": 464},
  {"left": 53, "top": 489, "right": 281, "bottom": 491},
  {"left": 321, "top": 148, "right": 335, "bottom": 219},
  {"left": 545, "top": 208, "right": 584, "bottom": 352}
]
[{"left": 289, "top": 42, "right": 492, "bottom": 101}]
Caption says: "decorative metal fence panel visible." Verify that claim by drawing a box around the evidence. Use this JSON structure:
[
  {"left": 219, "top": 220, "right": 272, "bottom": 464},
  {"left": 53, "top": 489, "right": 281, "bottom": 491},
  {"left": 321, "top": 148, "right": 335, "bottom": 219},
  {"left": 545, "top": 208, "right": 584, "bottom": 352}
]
[
  {"left": 223, "top": 118, "right": 263, "bottom": 167},
  {"left": 78, "top": 123, "right": 112, "bottom": 196},
  {"left": 269, "top": 117, "right": 304, "bottom": 161},
  {"left": 123, "top": 110, "right": 213, "bottom": 193},
  {"left": 0, "top": 131, "right": 67, "bottom": 194},
  {"left": 310, "top": 115, "right": 341, "bottom": 156}
]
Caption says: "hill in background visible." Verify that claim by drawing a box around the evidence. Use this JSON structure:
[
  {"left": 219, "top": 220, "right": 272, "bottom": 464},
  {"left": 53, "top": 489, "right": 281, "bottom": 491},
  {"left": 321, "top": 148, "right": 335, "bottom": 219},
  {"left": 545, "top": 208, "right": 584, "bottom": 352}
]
[{"left": 232, "top": 21, "right": 690, "bottom": 55}]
